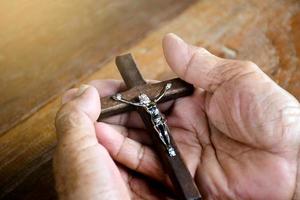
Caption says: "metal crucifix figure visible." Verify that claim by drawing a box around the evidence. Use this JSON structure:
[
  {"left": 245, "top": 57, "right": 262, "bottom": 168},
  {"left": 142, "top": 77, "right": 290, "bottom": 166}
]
[{"left": 112, "top": 83, "right": 176, "bottom": 157}]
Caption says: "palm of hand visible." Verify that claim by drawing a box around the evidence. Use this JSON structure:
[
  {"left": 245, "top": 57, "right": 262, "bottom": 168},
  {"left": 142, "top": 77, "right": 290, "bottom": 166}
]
[{"left": 108, "top": 71, "right": 300, "bottom": 200}]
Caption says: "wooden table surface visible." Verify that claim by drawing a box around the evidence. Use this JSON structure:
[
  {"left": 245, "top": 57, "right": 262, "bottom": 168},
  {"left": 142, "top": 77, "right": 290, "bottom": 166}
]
[{"left": 0, "top": 0, "right": 299, "bottom": 199}]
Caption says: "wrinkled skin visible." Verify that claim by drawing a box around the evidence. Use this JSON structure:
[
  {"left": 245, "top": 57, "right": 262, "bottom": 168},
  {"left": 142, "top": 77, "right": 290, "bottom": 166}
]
[{"left": 54, "top": 34, "right": 300, "bottom": 200}]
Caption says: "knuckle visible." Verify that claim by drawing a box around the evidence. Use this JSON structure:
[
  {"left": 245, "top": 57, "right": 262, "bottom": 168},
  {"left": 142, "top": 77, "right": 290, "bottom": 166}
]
[
  {"left": 55, "top": 102, "right": 84, "bottom": 134},
  {"left": 241, "top": 60, "right": 258, "bottom": 70},
  {"left": 194, "top": 47, "right": 210, "bottom": 57},
  {"left": 218, "top": 60, "right": 258, "bottom": 84},
  {"left": 135, "top": 145, "right": 145, "bottom": 171}
]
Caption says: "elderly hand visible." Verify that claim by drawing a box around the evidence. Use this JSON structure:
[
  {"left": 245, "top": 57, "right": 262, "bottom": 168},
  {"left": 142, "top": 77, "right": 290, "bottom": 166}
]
[{"left": 54, "top": 34, "right": 300, "bottom": 200}]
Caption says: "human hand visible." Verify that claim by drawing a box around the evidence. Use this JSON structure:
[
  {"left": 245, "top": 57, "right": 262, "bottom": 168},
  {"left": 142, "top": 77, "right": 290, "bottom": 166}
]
[{"left": 54, "top": 34, "right": 300, "bottom": 200}]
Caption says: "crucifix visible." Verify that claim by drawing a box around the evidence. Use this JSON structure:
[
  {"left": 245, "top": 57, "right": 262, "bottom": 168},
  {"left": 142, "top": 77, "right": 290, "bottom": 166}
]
[{"left": 98, "top": 53, "right": 202, "bottom": 200}]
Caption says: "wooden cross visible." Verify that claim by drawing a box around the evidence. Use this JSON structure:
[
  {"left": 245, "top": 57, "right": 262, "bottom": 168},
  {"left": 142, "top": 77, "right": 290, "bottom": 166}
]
[{"left": 98, "top": 54, "right": 202, "bottom": 200}]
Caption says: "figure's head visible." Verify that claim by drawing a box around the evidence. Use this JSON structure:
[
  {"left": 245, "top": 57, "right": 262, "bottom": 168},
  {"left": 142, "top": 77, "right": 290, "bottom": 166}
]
[{"left": 138, "top": 93, "right": 151, "bottom": 104}]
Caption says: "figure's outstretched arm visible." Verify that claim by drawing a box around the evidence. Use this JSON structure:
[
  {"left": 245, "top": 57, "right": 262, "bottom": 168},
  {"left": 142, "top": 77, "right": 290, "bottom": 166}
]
[
  {"left": 154, "top": 83, "right": 172, "bottom": 103},
  {"left": 112, "top": 93, "right": 143, "bottom": 107}
]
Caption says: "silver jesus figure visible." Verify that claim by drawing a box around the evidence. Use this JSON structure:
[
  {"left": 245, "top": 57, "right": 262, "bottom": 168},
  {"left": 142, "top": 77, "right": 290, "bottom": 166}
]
[{"left": 112, "top": 83, "right": 176, "bottom": 157}]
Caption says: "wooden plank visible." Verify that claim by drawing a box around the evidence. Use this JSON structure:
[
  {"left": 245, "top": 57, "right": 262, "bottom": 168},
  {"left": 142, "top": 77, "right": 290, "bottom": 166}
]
[
  {"left": 1, "top": 0, "right": 300, "bottom": 199},
  {"left": 0, "top": 0, "right": 195, "bottom": 135}
]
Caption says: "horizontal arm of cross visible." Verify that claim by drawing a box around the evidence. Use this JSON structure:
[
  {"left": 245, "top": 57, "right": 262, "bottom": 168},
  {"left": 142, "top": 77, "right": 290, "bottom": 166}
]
[{"left": 97, "top": 78, "right": 194, "bottom": 121}]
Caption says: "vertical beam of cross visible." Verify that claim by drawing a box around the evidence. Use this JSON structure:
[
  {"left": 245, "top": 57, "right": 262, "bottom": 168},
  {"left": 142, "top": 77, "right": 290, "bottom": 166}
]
[{"left": 112, "top": 54, "right": 201, "bottom": 200}]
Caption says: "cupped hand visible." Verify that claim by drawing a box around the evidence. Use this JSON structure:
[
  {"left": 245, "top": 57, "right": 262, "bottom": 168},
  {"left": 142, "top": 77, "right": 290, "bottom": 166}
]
[{"left": 54, "top": 34, "right": 300, "bottom": 200}]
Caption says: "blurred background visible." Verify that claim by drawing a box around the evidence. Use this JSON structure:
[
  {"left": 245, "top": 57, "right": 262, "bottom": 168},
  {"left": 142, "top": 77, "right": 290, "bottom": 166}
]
[{"left": 0, "top": 0, "right": 299, "bottom": 199}]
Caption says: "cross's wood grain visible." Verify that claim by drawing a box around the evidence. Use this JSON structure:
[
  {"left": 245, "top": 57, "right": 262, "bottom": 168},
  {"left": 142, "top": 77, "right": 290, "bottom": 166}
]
[
  {"left": 115, "top": 54, "right": 147, "bottom": 88},
  {"left": 1, "top": 0, "right": 299, "bottom": 199}
]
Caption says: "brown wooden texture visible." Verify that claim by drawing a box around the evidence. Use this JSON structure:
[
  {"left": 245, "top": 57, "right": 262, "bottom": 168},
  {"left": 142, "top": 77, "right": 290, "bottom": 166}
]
[
  {"left": 0, "top": 0, "right": 195, "bottom": 135},
  {"left": 1, "top": 0, "right": 300, "bottom": 199},
  {"left": 116, "top": 54, "right": 147, "bottom": 88}
]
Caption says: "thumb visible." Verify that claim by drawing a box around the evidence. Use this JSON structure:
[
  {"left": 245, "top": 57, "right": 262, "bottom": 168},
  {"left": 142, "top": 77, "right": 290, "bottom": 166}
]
[
  {"left": 54, "top": 85, "right": 130, "bottom": 199},
  {"left": 55, "top": 84, "right": 100, "bottom": 141},
  {"left": 162, "top": 33, "right": 260, "bottom": 92}
]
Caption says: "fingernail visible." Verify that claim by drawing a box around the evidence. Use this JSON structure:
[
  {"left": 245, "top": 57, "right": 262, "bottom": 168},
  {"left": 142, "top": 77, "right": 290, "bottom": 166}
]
[{"left": 76, "top": 84, "right": 90, "bottom": 97}]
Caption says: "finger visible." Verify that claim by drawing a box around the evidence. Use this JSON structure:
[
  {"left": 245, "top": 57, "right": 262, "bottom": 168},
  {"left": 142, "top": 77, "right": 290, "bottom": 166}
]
[
  {"left": 162, "top": 33, "right": 263, "bottom": 93},
  {"left": 55, "top": 85, "right": 130, "bottom": 199},
  {"left": 61, "top": 80, "right": 125, "bottom": 105},
  {"left": 61, "top": 88, "right": 78, "bottom": 104},
  {"left": 96, "top": 122, "right": 153, "bottom": 145},
  {"left": 103, "top": 111, "right": 144, "bottom": 128},
  {"left": 56, "top": 85, "right": 100, "bottom": 141},
  {"left": 95, "top": 122, "right": 168, "bottom": 183},
  {"left": 55, "top": 85, "right": 102, "bottom": 173}
]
